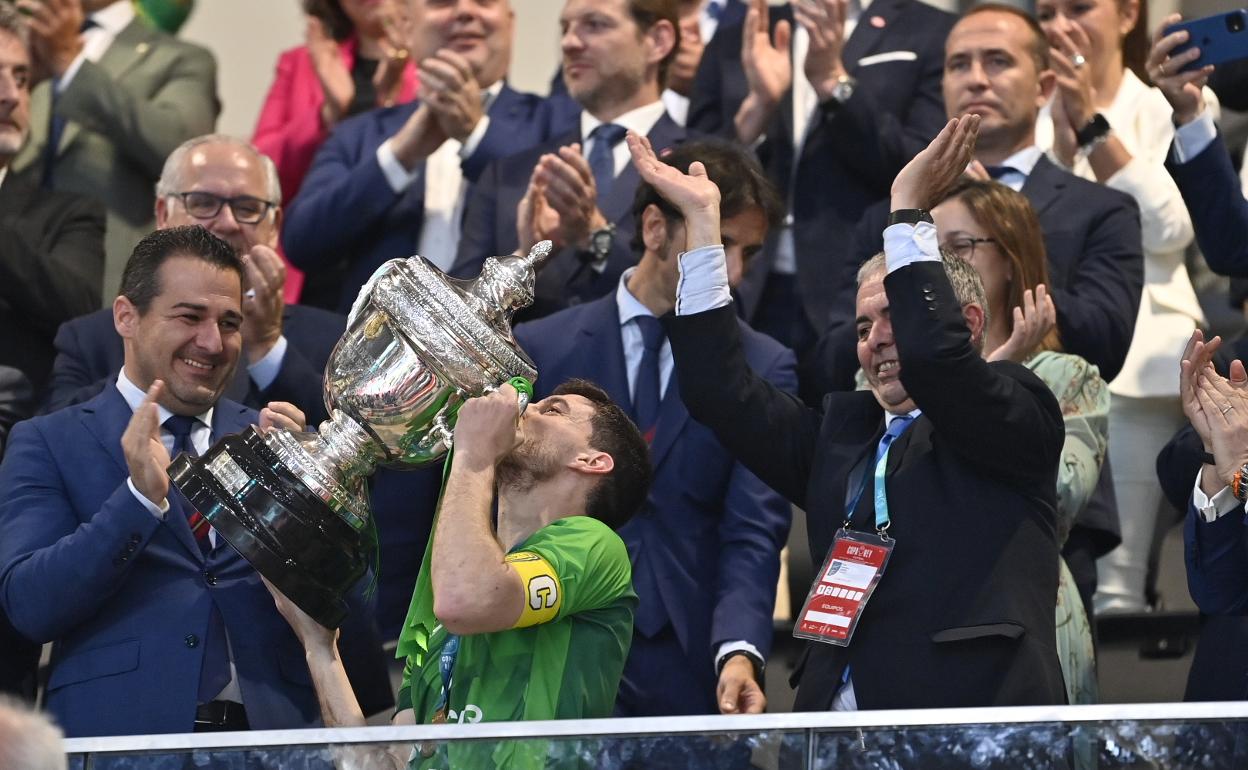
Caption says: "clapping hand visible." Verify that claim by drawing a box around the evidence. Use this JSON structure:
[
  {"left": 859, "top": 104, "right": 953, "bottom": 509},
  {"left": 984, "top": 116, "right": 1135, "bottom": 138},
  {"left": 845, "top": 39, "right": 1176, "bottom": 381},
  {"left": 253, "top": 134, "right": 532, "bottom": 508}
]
[
  {"left": 987, "top": 286, "right": 1056, "bottom": 363},
  {"left": 420, "top": 49, "right": 484, "bottom": 142},
  {"left": 735, "top": 0, "right": 792, "bottom": 144},
  {"left": 1046, "top": 22, "right": 1098, "bottom": 166},
  {"left": 627, "top": 131, "right": 722, "bottom": 251},
  {"left": 797, "top": 0, "right": 850, "bottom": 102},
  {"left": 890, "top": 115, "right": 980, "bottom": 211},
  {"left": 307, "top": 15, "right": 355, "bottom": 126},
  {"left": 530, "top": 145, "right": 607, "bottom": 251},
  {"left": 1149, "top": 14, "right": 1213, "bottom": 125},
  {"left": 1193, "top": 362, "right": 1248, "bottom": 490},
  {"left": 121, "top": 381, "right": 171, "bottom": 507},
  {"left": 373, "top": 1, "right": 412, "bottom": 109},
  {"left": 1180, "top": 329, "right": 1223, "bottom": 452}
]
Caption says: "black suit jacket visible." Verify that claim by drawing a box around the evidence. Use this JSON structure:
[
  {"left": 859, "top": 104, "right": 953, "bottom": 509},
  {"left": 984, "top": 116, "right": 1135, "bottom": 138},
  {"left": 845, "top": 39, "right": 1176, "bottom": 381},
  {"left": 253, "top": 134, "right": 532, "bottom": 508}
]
[
  {"left": 689, "top": 0, "right": 954, "bottom": 325},
  {"left": 665, "top": 261, "right": 1066, "bottom": 709},
  {"left": 452, "top": 112, "right": 689, "bottom": 319},
  {"left": 0, "top": 171, "right": 105, "bottom": 395},
  {"left": 809, "top": 156, "right": 1144, "bottom": 396}
]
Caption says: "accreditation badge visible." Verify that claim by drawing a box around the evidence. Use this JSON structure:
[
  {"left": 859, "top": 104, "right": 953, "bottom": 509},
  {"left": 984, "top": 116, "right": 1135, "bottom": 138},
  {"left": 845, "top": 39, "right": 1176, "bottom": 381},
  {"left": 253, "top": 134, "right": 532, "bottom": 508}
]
[{"left": 793, "top": 528, "right": 893, "bottom": 646}]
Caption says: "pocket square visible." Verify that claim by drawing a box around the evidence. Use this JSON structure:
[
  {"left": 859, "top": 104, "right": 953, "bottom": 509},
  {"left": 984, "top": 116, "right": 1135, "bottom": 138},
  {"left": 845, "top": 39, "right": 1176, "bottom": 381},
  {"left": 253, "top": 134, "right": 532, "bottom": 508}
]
[{"left": 856, "top": 50, "right": 919, "bottom": 66}]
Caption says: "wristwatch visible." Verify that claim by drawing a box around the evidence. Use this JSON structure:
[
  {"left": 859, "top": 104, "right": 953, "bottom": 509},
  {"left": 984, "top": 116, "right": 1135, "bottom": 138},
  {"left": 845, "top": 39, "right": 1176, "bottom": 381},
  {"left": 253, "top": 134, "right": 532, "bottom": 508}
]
[
  {"left": 582, "top": 223, "right": 616, "bottom": 265},
  {"left": 1075, "top": 113, "right": 1111, "bottom": 151},
  {"left": 887, "top": 209, "right": 934, "bottom": 227},
  {"left": 827, "top": 74, "right": 857, "bottom": 106},
  {"left": 717, "top": 649, "right": 765, "bottom": 682},
  {"left": 1233, "top": 464, "right": 1248, "bottom": 502}
]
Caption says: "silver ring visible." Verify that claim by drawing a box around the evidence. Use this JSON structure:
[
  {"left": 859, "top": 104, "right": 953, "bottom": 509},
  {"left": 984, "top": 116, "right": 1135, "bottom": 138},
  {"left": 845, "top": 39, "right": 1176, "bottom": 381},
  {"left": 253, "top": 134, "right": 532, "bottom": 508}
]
[
  {"left": 1222, "top": 404, "right": 1234, "bottom": 415},
  {"left": 1072, "top": 53, "right": 1086, "bottom": 69}
]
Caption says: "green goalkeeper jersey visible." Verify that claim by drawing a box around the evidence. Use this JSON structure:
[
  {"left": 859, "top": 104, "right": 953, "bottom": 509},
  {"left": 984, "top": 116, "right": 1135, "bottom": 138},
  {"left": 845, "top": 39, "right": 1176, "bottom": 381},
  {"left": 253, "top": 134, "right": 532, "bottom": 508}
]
[{"left": 396, "top": 515, "right": 636, "bottom": 769}]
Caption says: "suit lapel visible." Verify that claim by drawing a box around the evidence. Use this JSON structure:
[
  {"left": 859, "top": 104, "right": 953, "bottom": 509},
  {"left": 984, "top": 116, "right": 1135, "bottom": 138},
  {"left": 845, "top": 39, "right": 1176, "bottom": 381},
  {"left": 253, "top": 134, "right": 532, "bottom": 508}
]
[
  {"left": 57, "top": 20, "right": 156, "bottom": 156},
  {"left": 1021, "top": 156, "right": 1067, "bottom": 219},
  {"left": 648, "top": 366, "right": 690, "bottom": 470},
  {"left": 844, "top": 0, "right": 905, "bottom": 67},
  {"left": 576, "top": 296, "right": 632, "bottom": 410}
]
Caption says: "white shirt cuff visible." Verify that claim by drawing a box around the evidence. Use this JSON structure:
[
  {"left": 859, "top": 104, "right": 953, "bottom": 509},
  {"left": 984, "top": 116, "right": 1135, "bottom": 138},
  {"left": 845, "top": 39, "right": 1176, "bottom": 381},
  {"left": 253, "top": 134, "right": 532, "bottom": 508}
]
[
  {"left": 55, "top": 52, "right": 89, "bottom": 94},
  {"left": 376, "top": 138, "right": 421, "bottom": 193},
  {"left": 1191, "top": 466, "right": 1243, "bottom": 523},
  {"left": 128, "top": 477, "right": 169, "bottom": 520},
  {"left": 247, "top": 335, "right": 287, "bottom": 392},
  {"left": 882, "top": 221, "right": 941, "bottom": 273},
  {"left": 715, "top": 640, "right": 764, "bottom": 672},
  {"left": 458, "top": 115, "right": 490, "bottom": 160},
  {"left": 1171, "top": 110, "right": 1217, "bottom": 165},
  {"left": 675, "top": 244, "right": 731, "bottom": 316}
]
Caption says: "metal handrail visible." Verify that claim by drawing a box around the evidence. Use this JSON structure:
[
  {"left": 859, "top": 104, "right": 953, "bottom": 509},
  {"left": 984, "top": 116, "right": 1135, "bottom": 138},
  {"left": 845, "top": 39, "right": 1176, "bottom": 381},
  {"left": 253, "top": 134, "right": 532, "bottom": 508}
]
[{"left": 63, "top": 701, "right": 1248, "bottom": 755}]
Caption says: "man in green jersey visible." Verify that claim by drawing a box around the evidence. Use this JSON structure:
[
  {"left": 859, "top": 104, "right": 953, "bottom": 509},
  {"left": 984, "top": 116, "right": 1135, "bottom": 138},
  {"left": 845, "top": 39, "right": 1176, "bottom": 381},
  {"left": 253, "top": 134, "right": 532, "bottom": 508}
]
[{"left": 268, "top": 378, "right": 651, "bottom": 767}]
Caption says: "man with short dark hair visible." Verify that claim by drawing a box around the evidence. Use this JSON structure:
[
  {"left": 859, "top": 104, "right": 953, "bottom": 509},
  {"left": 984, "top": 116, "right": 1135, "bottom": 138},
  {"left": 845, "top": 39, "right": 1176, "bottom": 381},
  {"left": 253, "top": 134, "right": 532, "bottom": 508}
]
[
  {"left": 269, "top": 378, "right": 650, "bottom": 768},
  {"left": 0, "top": 225, "right": 320, "bottom": 736},
  {"left": 453, "top": 0, "right": 687, "bottom": 319},
  {"left": 514, "top": 139, "right": 796, "bottom": 717}
]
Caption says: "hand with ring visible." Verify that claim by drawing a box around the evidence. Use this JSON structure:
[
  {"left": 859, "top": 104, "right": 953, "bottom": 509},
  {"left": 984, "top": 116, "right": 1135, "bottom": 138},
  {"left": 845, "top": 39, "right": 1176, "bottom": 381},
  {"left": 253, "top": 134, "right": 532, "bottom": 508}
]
[{"left": 1148, "top": 13, "right": 1213, "bottom": 125}]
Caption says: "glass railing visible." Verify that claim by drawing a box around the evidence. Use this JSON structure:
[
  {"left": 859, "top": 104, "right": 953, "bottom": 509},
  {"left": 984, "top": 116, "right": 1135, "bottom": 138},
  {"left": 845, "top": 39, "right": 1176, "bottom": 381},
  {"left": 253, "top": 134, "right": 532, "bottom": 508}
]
[{"left": 64, "top": 701, "right": 1248, "bottom": 769}]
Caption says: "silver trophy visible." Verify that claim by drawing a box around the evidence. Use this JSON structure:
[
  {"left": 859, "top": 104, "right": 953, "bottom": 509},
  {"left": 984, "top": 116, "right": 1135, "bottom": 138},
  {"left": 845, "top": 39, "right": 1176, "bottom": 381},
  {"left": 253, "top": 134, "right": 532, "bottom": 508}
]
[{"left": 168, "top": 242, "right": 552, "bottom": 627}]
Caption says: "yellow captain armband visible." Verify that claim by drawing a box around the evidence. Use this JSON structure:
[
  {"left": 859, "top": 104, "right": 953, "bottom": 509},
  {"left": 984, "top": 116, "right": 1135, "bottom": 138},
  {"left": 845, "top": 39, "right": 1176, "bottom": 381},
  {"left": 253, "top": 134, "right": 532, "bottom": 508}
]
[{"left": 505, "top": 551, "right": 563, "bottom": 628}]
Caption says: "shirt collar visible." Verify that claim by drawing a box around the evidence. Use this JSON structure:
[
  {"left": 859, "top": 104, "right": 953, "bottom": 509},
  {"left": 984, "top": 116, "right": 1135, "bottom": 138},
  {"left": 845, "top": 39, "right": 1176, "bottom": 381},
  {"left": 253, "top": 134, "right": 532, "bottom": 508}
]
[
  {"left": 581, "top": 100, "right": 667, "bottom": 144},
  {"left": 997, "top": 145, "right": 1044, "bottom": 177},
  {"left": 480, "top": 79, "right": 504, "bottom": 112},
  {"left": 90, "top": 1, "right": 136, "bottom": 35},
  {"left": 115, "top": 369, "right": 213, "bottom": 429},
  {"left": 616, "top": 268, "right": 656, "bottom": 326}
]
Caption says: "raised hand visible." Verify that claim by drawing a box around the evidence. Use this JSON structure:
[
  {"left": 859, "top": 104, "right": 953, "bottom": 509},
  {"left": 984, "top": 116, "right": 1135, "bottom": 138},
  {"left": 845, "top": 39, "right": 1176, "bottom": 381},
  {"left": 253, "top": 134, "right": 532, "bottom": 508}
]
[
  {"left": 306, "top": 15, "right": 355, "bottom": 126},
  {"left": 627, "top": 131, "right": 722, "bottom": 251},
  {"left": 891, "top": 115, "right": 980, "bottom": 211},
  {"left": 987, "top": 285, "right": 1056, "bottom": 363},
  {"left": 1194, "top": 369, "right": 1248, "bottom": 489},
  {"left": 241, "top": 245, "right": 286, "bottom": 364},
  {"left": 1149, "top": 14, "right": 1213, "bottom": 125},
  {"left": 420, "top": 49, "right": 483, "bottom": 142},
  {"left": 122, "top": 381, "right": 171, "bottom": 507},
  {"left": 532, "top": 145, "right": 608, "bottom": 251},
  {"left": 15, "top": 0, "right": 84, "bottom": 82},
  {"left": 372, "top": 0, "right": 412, "bottom": 108},
  {"left": 735, "top": 0, "right": 792, "bottom": 144},
  {"left": 797, "top": 0, "right": 850, "bottom": 102}
]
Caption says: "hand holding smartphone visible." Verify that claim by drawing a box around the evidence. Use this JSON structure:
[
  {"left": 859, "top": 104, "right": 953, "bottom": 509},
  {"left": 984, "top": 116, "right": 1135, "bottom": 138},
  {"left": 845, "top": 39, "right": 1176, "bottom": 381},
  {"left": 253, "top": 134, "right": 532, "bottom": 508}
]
[{"left": 1166, "top": 9, "right": 1248, "bottom": 72}]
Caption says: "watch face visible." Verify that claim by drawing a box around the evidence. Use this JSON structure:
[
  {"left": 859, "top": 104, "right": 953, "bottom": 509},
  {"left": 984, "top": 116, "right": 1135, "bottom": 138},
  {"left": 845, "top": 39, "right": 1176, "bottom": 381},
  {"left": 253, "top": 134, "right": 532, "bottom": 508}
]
[{"left": 593, "top": 230, "right": 612, "bottom": 252}]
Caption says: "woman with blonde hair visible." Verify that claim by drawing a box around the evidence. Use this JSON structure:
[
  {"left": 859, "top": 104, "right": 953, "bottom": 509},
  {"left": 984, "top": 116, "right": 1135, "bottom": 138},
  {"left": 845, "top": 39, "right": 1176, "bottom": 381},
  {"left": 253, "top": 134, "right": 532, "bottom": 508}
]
[{"left": 934, "top": 178, "right": 1107, "bottom": 704}]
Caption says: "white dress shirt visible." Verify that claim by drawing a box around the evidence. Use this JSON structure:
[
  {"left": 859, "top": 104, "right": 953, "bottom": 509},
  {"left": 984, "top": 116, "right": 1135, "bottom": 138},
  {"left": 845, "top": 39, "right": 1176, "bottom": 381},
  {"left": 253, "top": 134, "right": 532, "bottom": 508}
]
[
  {"left": 58, "top": 1, "right": 135, "bottom": 93},
  {"left": 375, "top": 81, "right": 503, "bottom": 272},
  {"left": 979, "top": 145, "right": 1045, "bottom": 192}
]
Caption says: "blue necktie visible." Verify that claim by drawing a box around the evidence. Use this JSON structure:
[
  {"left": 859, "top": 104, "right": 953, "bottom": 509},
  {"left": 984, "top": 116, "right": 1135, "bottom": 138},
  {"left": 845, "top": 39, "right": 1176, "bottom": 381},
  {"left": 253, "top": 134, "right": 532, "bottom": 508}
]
[
  {"left": 162, "top": 414, "right": 231, "bottom": 702},
  {"left": 875, "top": 414, "right": 915, "bottom": 468},
  {"left": 984, "top": 165, "right": 1018, "bottom": 180},
  {"left": 587, "top": 123, "right": 627, "bottom": 203},
  {"left": 706, "top": 0, "right": 723, "bottom": 21},
  {"left": 632, "top": 315, "right": 665, "bottom": 444},
  {"left": 41, "top": 19, "right": 97, "bottom": 188}
]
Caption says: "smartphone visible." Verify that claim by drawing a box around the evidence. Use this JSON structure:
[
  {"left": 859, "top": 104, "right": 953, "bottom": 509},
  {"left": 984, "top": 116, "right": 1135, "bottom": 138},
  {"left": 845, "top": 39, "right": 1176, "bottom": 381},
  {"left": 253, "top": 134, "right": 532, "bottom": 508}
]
[{"left": 1166, "top": 9, "right": 1248, "bottom": 72}]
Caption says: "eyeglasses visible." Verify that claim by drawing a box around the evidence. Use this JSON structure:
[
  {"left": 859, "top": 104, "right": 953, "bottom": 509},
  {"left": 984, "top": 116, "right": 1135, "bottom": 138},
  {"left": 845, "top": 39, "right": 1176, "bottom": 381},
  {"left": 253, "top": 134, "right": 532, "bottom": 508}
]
[
  {"left": 172, "top": 191, "right": 276, "bottom": 225},
  {"left": 943, "top": 236, "right": 996, "bottom": 259}
]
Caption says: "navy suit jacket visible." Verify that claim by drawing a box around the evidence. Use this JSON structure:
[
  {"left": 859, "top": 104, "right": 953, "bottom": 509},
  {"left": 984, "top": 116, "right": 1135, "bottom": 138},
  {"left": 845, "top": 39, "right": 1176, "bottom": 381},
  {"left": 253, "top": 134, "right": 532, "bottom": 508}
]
[
  {"left": 453, "top": 112, "right": 690, "bottom": 320},
  {"left": 0, "top": 388, "right": 319, "bottom": 736},
  {"left": 1166, "top": 132, "right": 1248, "bottom": 278},
  {"left": 808, "top": 155, "right": 1144, "bottom": 397},
  {"left": 666, "top": 262, "right": 1066, "bottom": 710},
  {"left": 689, "top": 0, "right": 954, "bottom": 326},
  {"left": 283, "top": 85, "right": 573, "bottom": 312},
  {"left": 514, "top": 292, "right": 795, "bottom": 711}
]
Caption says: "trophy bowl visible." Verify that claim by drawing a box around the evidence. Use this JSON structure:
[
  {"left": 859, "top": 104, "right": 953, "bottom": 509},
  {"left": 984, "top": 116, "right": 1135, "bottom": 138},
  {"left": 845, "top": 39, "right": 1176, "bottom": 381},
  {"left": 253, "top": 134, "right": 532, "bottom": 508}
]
[{"left": 168, "top": 242, "right": 551, "bottom": 627}]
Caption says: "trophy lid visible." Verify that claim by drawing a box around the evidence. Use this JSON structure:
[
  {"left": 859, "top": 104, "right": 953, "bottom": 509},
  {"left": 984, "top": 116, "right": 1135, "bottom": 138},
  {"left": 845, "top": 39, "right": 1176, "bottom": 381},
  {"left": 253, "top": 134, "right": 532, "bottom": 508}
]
[{"left": 366, "top": 242, "right": 553, "bottom": 394}]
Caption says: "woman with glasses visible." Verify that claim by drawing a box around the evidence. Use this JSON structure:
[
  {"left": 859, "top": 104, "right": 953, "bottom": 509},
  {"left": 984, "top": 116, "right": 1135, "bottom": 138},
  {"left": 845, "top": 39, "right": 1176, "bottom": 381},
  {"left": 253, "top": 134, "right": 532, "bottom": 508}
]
[
  {"left": 1034, "top": 0, "right": 1218, "bottom": 616},
  {"left": 934, "top": 178, "right": 1108, "bottom": 706},
  {"left": 253, "top": 0, "right": 418, "bottom": 301}
]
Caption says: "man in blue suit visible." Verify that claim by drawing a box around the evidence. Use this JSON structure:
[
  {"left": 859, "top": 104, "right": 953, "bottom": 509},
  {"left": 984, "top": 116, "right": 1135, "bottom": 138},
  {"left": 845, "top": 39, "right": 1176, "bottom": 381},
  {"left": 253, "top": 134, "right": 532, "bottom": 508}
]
[
  {"left": 0, "top": 226, "right": 320, "bottom": 737},
  {"left": 453, "top": 0, "right": 689, "bottom": 321},
  {"left": 1151, "top": 19, "right": 1248, "bottom": 278},
  {"left": 283, "top": 0, "right": 575, "bottom": 312},
  {"left": 37, "top": 133, "right": 398, "bottom": 717},
  {"left": 515, "top": 140, "right": 795, "bottom": 716},
  {"left": 688, "top": 0, "right": 955, "bottom": 350}
]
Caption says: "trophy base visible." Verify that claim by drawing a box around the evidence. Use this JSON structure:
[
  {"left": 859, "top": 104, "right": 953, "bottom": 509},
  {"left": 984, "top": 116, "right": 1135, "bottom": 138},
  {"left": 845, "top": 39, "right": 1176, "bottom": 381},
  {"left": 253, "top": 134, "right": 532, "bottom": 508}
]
[{"left": 168, "top": 428, "right": 370, "bottom": 629}]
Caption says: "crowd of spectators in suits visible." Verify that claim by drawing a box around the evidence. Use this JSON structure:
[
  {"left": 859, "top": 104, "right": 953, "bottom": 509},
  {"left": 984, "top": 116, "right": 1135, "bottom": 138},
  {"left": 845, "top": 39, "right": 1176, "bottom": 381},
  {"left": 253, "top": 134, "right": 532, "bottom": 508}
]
[{"left": 2, "top": 0, "right": 1248, "bottom": 747}]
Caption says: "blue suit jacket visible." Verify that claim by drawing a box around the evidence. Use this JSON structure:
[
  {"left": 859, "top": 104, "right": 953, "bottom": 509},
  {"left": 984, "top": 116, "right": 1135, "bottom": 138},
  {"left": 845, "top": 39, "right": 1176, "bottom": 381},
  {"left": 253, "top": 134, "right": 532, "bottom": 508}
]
[
  {"left": 514, "top": 292, "right": 795, "bottom": 711},
  {"left": 689, "top": 0, "right": 954, "bottom": 326},
  {"left": 1185, "top": 502, "right": 1248, "bottom": 616},
  {"left": 1167, "top": 132, "right": 1248, "bottom": 278},
  {"left": 0, "top": 388, "right": 319, "bottom": 736},
  {"left": 283, "top": 85, "right": 574, "bottom": 312},
  {"left": 453, "top": 113, "right": 690, "bottom": 320}
]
